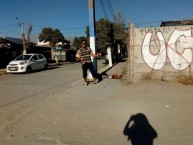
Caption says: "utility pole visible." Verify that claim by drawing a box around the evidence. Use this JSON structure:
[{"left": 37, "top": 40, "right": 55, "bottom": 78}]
[
  {"left": 16, "top": 17, "right": 26, "bottom": 54},
  {"left": 115, "top": 0, "right": 121, "bottom": 60},
  {"left": 26, "top": 24, "right": 32, "bottom": 50},
  {"left": 88, "top": 0, "right": 97, "bottom": 70}
]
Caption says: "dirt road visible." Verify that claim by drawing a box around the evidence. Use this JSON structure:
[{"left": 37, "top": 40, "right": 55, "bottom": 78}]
[{"left": 0, "top": 60, "right": 193, "bottom": 145}]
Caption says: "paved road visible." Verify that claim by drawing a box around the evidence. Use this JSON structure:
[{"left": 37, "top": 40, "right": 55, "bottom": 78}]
[{"left": 0, "top": 60, "right": 193, "bottom": 145}]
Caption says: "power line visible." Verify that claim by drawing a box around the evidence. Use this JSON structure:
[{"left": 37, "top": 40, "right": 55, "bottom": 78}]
[
  {"left": 98, "top": 0, "right": 116, "bottom": 21},
  {"left": 99, "top": 0, "right": 109, "bottom": 20},
  {"left": 106, "top": 0, "right": 115, "bottom": 19}
]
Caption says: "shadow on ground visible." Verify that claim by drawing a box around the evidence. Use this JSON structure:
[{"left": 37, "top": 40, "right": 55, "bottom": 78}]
[{"left": 123, "top": 113, "right": 158, "bottom": 145}]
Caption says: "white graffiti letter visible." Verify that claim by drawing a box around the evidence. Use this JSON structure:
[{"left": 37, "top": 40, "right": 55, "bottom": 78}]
[
  {"left": 142, "top": 32, "right": 167, "bottom": 70},
  {"left": 167, "top": 29, "right": 192, "bottom": 70}
]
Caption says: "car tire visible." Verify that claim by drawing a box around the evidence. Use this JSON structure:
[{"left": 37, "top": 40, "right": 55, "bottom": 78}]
[{"left": 26, "top": 66, "right": 32, "bottom": 74}]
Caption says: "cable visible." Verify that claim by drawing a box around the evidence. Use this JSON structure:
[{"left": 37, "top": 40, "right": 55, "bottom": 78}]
[
  {"left": 99, "top": 0, "right": 109, "bottom": 20},
  {"left": 106, "top": 0, "right": 115, "bottom": 19}
]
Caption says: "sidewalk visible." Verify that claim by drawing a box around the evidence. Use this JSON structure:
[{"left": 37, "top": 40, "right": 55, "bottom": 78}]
[
  {"left": 99, "top": 59, "right": 128, "bottom": 80},
  {"left": 0, "top": 68, "right": 7, "bottom": 76}
]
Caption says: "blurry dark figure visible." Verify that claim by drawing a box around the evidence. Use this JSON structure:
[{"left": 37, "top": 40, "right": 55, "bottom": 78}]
[{"left": 123, "top": 113, "right": 158, "bottom": 145}]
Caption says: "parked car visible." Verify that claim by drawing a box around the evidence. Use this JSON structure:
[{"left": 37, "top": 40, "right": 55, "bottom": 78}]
[{"left": 6, "top": 54, "right": 48, "bottom": 73}]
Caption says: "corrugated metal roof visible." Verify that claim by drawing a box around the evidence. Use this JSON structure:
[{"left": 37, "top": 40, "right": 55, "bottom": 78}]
[
  {"left": 4, "top": 37, "right": 23, "bottom": 44},
  {"left": 0, "top": 37, "right": 35, "bottom": 45}
]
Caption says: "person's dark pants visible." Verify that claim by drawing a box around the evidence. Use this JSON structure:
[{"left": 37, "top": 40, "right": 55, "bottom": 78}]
[{"left": 82, "top": 62, "right": 97, "bottom": 79}]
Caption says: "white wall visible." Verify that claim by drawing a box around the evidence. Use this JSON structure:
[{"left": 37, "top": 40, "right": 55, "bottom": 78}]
[{"left": 128, "top": 24, "right": 193, "bottom": 82}]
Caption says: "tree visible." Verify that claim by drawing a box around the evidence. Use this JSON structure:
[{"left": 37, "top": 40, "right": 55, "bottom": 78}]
[
  {"left": 39, "top": 27, "right": 65, "bottom": 47},
  {"left": 39, "top": 27, "right": 65, "bottom": 63},
  {"left": 95, "top": 18, "right": 112, "bottom": 53},
  {"left": 21, "top": 23, "right": 32, "bottom": 54},
  {"left": 15, "top": 17, "right": 33, "bottom": 54},
  {"left": 83, "top": 16, "right": 128, "bottom": 57},
  {"left": 112, "top": 22, "right": 128, "bottom": 55},
  {"left": 72, "top": 36, "right": 87, "bottom": 50},
  {"left": 112, "top": 12, "right": 128, "bottom": 56},
  {"left": 93, "top": 18, "right": 128, "bottom": 55},
  {"left": 114, "top": 12, "right": 126, "bottom": 25},
  {"left": 26, "top": 24, "right": 32, "bottom": 52}
]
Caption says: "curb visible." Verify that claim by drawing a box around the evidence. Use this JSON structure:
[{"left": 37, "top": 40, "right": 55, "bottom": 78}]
[{"left": 0, "top": 69, "right": 8, "bottom": 76}]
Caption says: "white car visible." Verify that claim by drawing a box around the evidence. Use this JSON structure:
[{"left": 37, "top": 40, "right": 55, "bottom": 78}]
[{"left": 6, "top": 54, "right": 48, "bottom": 73}]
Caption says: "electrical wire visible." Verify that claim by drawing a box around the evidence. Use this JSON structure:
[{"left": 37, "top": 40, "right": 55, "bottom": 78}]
[
  {"left": 106, "top": 0, "right": 115, "bottom": 19},
  {"left": 99, "top": 0, "right": 109, "bottom": 20}
]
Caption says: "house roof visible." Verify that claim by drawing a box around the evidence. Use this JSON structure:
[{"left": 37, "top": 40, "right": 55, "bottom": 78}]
[
  {"left": 0, "top": 37, "right": 36, "bottom": 45},
  {"left": 160, "top": 19, "right": 193, "bottom": 27},
  {"left": 4, "top": 37, "right": 23, "bottom": 44}
]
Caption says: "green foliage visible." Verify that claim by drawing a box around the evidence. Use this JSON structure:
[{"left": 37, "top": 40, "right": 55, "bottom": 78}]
[
  {"left": 72, "top": 18, "right": 128, "bottom": 55},
  {"left": 113, "top": 23, "right": 125, "bottom": 42},
  {"left": 95, "top": 18, "right": 128, "bottom": 54},
  {"left": 112, "top": 22, "right": 128, "bottom": 54},
  {"left": 95, "top": 18, "right": 112, "bottom": 53},
  {"left": 39, "top": 27, "right": 65, "bottom": 48},
  {"left": 72, "top": 36, "right": 87, "bottom": 50}
]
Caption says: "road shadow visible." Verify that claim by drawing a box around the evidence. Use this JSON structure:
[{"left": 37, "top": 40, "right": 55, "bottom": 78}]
[{"left": 123, "top": 113, "right": 158, "bottom": 145}]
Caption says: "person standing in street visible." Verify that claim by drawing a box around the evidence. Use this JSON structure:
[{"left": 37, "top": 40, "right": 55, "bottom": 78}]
[{"left": 75, "top": 40, "right": 100, "bottom": 86}]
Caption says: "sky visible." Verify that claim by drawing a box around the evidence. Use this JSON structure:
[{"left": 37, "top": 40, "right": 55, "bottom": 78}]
[{"left": 0, "top": 0, "right": 193, "bottom": 42}]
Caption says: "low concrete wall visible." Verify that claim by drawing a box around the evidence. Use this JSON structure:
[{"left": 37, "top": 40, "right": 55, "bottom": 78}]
[{"left": 128, "top": 24, "right": 193, "bottom": 83}]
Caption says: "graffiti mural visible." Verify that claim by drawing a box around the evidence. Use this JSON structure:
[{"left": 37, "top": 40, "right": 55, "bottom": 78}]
[{"left": 142, "top": 29, "right": 193, "bottom": 70}]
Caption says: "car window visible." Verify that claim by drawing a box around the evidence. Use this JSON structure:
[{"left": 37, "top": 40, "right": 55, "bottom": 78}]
[
  {"left": 31, "top": 55, "right": 38, "bottom": 61},
  {"left": 38, "top": 54, "right": 44, "bottom": 59},
  {"left": 15, "top": 55, "right": 32, "bottom": 60}
]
